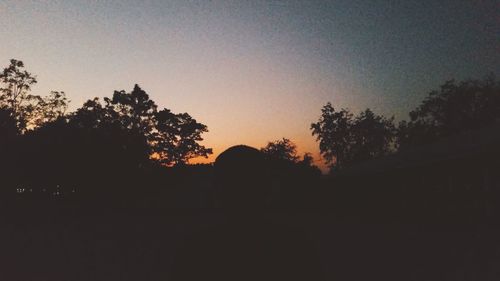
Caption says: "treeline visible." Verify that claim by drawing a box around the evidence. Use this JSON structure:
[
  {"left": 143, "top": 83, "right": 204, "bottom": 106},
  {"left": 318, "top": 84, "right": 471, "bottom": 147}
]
[
  {"left": 1, "top": 58, "right": 499, "bottom": 209},
  {"left": 311, "top": 74, "right": 500, "bottom": 172},
  {"left": 0, "top": 59, "right": 320, "bottom": 207},
  {"left": 0, "top": 59, "right": 213, "bottom": 206},
  {"left": 309, "top": 74, "right": 500, "bottom": 221}
]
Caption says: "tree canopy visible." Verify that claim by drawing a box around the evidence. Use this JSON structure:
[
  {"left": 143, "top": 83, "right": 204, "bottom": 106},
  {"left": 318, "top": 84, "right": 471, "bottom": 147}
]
[
  {"left": 261, "top": 138, "right": 300, "bottom": 163},
  {"left": 154, "top": 109, "right": 212, "bottom": 166},
  {"left": 311, "top": 104, "right": 395, "bottom": 171},
  {"left": 0, "top": 59, "right": 213, "bottom": 202},
  {"left": 397, "top": 75, "right": 500, "bottom": 149},
  {"left": 0, "top": 59, "right": 68, "bottom": 131},
  {"left": 311, "top": 75, "right": 499, "bottom": 172}
]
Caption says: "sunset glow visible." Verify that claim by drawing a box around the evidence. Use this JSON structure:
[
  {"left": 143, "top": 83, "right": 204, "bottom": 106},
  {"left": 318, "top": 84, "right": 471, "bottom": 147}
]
[{"left": 1, "top": 0, "right": 497, "bottom": 171}]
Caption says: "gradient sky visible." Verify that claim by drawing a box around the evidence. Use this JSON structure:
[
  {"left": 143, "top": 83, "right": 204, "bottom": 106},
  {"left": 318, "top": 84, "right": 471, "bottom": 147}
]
[{"left": 1, "top": 0, "right": 498, "bottom": 169}]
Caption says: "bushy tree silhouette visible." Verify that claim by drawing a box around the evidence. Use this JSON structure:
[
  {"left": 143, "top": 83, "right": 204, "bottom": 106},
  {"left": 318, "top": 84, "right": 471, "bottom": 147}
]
[
  {"left": 398, "top": 74, "right": 500, "bottom": 149},
  {"left": 261, "top": 138, "right": 300, "bottom": 162},
  {"left": 0, "top": 59, "right": 37, "bottom": 119},
  {"left": 106, "top": 84, "right": 157, "bottom": 138},
  {"left": 0, "top": 59, "right": 68, "bottom": 131},
  {"left": 350, "top": 109, "right": 395, "bottom": 163},
  {"left": 310, "top": 104, "right": 352, "bottom": 170},
  {"left": 72, "top": 85, "right": 212, "bottom": 167},
  {"left": 0, "top": 59, "right": 212, "bottom": 205},
  {"left": 311, "top": 104, "right": 395, "bottom": 171},
  {"left": 154, "top": 109, "right": 212, "bottom": 166}
]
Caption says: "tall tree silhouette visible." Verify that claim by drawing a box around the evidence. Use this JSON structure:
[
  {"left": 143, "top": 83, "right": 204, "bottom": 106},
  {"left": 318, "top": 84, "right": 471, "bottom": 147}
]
[
  {"left": 0, "top": 59, "right": 213, "bottom": 203},
  {"left": 71, "top": 85, "right": 212, "bottom": 167},
  {"left": 0, "top": 59, "right": 37, "bottom": 130},
  {"left": 154, "top": 109, "right": 212, "bottom": 166},
  {"left": 310, "top": 103, "right": 353, "bottom": 170},
  {"left": 311, "top": 104, "right": 395, "bottom": 171},
  {"left": 0, "top": 59, "right": 68, "bottom": 131},
  {"left": 349, "top": 108, "right": 395, "bottom": 163},
  {"left": 398, "top": 75, "right": 500, "bottom": 149},
  {"left": 106, "top": 84, "right": 157, "bottom": 138},
  {"left": 32, "top": 91, "right": 69, "bottom": 127}
]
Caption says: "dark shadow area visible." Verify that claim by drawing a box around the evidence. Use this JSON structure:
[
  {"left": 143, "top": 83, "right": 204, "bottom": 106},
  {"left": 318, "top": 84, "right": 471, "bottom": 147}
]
[{"left": 170, "top": 145, "right": 325, "bottom": 281}]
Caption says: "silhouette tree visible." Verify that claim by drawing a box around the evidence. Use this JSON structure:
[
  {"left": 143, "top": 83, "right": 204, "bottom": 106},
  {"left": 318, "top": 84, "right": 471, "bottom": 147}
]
[
  {"left": 300, "top": 152, "right": 315, "bottom": 167},
  {"left": 260, "top": 139, "right": 322, "bottom": 207},
  {"left": 68, "top": 95, "right": 152, "bottom": 192},
  {"left": 1, "top": 59, "right": 213, "bottom": 204},
  {"left": 349, "top": 108, "right": 395, "bottom": 163},
  {"left": 0, "top": 59, "right": 37, "bottom": 130},
  {"left": 71, "top": 85, "right": 212, "bottom": 167},
  {"left": 0, "top": 59, "right": 68, "bottom": 131},
  {"left": 261, "top": 138, "right": 300, "bottom": 162},
  {"left": 154, "top": 109, "right": 212, "bottom": 166},
  {"left": 397, "top": 75, "right": 500, "bottom": 149},
  {"left": 20, "top": 115, "right": 152, "bottom": 203},
  {"left": 296, "top": 152, "right": 321, "bottom": 176},
  {"left": 311, "top": 104, "right": 395, "bottom": 171},
  {"left": 261, "top": 138, "right": 320, "bottom": 174},
  {"left": 106, "top": 84, "right": 157, "bottom": 138},
  {"left": 32, "top": 91, "right": 69, "bottom": 127},
  {"left": 310, "top": 103, "right": 352, "bottom": 170},
  {"left": 70, "top": 97, "right": 113, "bottom": 129}
]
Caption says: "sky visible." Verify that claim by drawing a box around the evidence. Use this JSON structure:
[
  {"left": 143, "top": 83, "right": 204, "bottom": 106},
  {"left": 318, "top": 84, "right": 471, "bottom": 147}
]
[{"left": 1, "top": 0, "right": 498, "bottom": 169}]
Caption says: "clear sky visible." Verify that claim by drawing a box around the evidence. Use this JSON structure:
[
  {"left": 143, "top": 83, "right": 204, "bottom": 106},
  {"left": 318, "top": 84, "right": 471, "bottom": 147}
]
[{"left": 1, "top": 0, "right": 498, "bottom": 169}]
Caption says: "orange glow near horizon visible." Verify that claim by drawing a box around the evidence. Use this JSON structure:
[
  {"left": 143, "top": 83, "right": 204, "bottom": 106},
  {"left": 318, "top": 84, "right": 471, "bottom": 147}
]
[
  {"left": 189, "top": 137, "right": 328, "bottom": 173},
  {"left": 2, "top": 1, "right": 493, "bottom": 178}
]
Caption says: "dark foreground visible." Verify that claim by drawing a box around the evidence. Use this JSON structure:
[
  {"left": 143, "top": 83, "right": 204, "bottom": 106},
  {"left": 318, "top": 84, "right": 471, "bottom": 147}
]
[{"left": 2, "top": 207, "right": 499, "bottom": 281}]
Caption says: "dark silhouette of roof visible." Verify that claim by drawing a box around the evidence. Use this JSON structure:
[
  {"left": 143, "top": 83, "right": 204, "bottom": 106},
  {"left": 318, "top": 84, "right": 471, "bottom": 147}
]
[
  {"left": 170, "top": 144, "right": 325, "bottom": 280},
  {"left": 214, "top": 145, "right": 266, "bottom": 172},
  {"left": 213, "top": 145, "right": 271, "bottom": 208}
]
